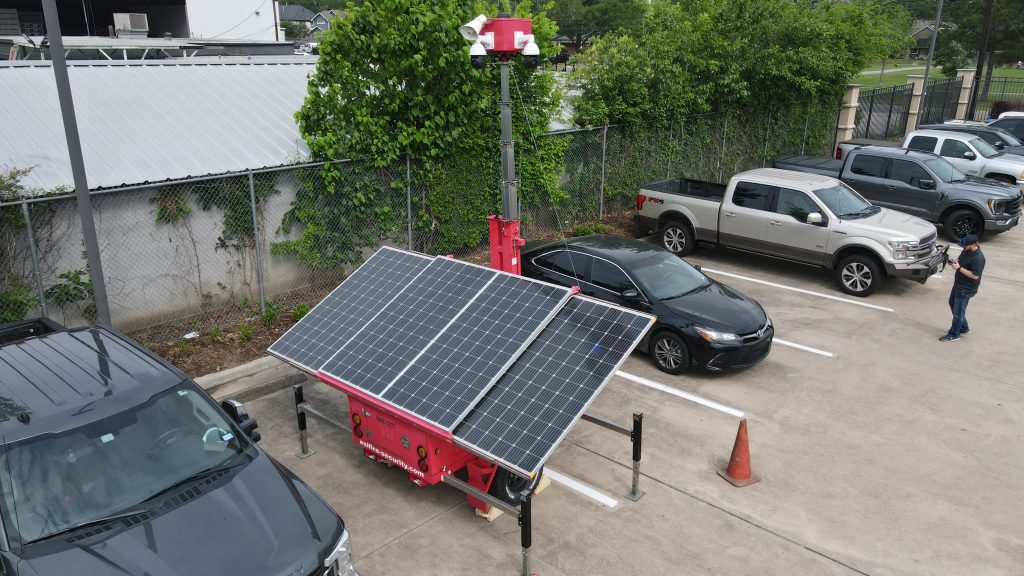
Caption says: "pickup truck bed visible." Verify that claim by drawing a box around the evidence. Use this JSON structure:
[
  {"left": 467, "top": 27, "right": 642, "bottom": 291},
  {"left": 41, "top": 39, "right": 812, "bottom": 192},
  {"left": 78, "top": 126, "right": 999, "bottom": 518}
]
[
  {"left": 773, "top": 156, "right": 842, "bottom": 178},
  {"left": 641, "top": 177, "right": 726, "bottom": 201}
]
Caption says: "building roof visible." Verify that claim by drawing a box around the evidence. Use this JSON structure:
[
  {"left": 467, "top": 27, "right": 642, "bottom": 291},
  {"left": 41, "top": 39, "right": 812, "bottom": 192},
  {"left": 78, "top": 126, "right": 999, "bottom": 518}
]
[
  {"left": 313, "top": 10, "right": 344, "bottom": 21},
  {"left": 0, "top": 59, "right": 314, "bottom": 195},
  {"left": 279, "top": 4, "right": 316, "bottom": 22}
]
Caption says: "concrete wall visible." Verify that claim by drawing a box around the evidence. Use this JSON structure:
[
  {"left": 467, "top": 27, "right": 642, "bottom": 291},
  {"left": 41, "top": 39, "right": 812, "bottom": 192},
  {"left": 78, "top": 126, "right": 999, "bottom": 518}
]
[{"left": 186, "top": 0, "right": 278, "bottom": 40}]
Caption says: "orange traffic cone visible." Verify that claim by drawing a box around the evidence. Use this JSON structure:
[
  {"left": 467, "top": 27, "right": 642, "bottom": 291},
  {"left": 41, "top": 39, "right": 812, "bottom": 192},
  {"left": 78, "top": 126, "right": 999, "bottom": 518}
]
[{"left": 717, "top": 419, "right": 760, "bottom": 487}]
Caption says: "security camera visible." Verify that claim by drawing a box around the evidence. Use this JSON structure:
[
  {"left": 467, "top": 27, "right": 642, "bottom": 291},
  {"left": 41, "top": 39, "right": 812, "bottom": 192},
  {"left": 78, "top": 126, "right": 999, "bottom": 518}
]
[
  {"left": 460, "top": 14, "right": 488, "bottom": 41},
  {"left": 470, "top": 40, "right": 488, "bottom": 69},
  {"left": 521, "top": 41, "right": 540, "bottom": 68}
]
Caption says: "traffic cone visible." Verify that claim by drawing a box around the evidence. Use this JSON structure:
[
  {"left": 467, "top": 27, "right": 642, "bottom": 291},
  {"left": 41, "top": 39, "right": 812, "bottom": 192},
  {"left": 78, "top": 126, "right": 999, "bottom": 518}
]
[{"left": 717, "top": 419, "right": 760, "bottom": 487}]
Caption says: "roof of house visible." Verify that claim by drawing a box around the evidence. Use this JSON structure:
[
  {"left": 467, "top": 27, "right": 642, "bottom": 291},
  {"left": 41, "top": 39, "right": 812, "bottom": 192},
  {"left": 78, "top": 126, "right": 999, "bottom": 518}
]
[
  {"left": 279, "top": 4, "right": 315, "bottom": 22},
  {"left": 0, "top": 59, "right": 314, "bottom": 195},
  {"left": 313, "top": 10, "right": 343, "bottom": 21}
]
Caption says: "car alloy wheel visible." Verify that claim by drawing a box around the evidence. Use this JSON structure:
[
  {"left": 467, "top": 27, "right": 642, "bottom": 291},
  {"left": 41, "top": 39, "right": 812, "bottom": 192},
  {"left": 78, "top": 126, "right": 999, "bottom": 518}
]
[
  {"left": 652, "top": 332, "right": 690, "bottom": 374},
  {"left": 841, "top": 262, "right": 872, "bottom": 293}
]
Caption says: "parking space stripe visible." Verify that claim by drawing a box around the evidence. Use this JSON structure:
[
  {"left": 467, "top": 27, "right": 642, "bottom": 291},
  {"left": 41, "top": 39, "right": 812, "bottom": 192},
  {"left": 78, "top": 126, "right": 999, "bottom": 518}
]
[
  {"left": 616, "top": 371, "right": 745, "bottom": 418},
  {"left": 701, "top": 268, "right": 895, "bottom": 312},
  {"left": 544, "top": 468, "right": 619, "bottom": 507},
  {"left": 773, "top": 338, "right": 834, "bottom": 357}
]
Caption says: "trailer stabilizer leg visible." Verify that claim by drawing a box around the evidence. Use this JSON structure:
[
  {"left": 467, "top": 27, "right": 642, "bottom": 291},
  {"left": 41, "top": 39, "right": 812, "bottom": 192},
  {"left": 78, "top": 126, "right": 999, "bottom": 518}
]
[
  {"left": 519, "top": 492, "right": 532, "bottom": 576},
  {"left": 626, "top": 412, "right": 644, "bottom": 501},
  {"left": 293, "top": 384, "right": 316, "bottom": 459}
]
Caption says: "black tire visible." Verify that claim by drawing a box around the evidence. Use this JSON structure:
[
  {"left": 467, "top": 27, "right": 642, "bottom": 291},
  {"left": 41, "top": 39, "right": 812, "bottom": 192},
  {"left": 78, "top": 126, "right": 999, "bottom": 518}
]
[
  {"left": 660, "top": 220, "right": 695, "bottom": 256},
  {"left": 835, "top": 254, "right": 883, "bottom": 297},
  {"left": 943, "top": 209, "right": 982, "bottom": 242},
  {"left": 650, "top": 331, "right": 691, "bottom": 374},
  {"left": 489, "top": 466, "right": 542, "bottom": 505}
]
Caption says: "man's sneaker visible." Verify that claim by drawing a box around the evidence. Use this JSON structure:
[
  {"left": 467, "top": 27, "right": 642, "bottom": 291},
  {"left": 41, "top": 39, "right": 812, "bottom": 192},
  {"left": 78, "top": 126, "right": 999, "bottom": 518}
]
[
  {"left": 938, "top": 334, "right": 960, "bottom": 342},
  {"left": 961, "top": 329, "right": 971, "bottom": 335}
]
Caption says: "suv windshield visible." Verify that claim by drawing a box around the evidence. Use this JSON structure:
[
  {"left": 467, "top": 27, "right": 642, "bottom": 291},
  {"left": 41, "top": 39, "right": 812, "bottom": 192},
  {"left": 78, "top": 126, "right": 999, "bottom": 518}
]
[
  {"left": 631, "top": 252, "right": 709, "bottom": 299},
  {"left": 0, "top": 382, "right": 248, "bottom": 545},
  {"left": 970, "top": 137, "right": 1001, "bottom": 158},
  {"left": 812, "top": 183, "right": 877, "bottom": 218},
  {"left": 924, "top": 157, "right": 966, "bottom": 182}
]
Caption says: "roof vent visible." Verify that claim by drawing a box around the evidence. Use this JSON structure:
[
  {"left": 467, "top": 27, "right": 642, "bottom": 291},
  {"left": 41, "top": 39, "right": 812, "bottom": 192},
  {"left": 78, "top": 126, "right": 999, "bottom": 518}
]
[{"left": 113, "top": 13, "right": 149, "bottom": 38}]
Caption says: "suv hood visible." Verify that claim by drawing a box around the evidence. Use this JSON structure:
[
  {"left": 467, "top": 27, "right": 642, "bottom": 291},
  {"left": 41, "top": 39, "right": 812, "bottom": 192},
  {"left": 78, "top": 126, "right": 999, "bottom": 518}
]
[
  {"left": 840, "top": 208, "right": 935, "bottom": 241},
  {"left": 18, "top": 454, "right": 342, "bottom": 576},
  {"left": 659, "top": 280, "right": 767, "bottom": 335},
  {"left": 949, "top": 176, "right": 1022, "bottom": 199}
]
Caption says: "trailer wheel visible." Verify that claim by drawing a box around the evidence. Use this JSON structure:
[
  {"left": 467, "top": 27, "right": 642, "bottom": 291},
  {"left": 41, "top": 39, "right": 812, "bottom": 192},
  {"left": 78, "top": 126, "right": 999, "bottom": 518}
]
[
  {"left": 660, "top": 220, "right": 694, "bottom": 256},
  {"left": 489, "top": 466, "right": 542, "bottom": 505}
]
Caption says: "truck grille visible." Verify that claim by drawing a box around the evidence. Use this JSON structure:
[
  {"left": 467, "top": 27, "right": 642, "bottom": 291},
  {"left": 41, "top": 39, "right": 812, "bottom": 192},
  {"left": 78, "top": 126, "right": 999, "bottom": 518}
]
[{"left": 1005, "top": 194, "right": 1023, "bottom": 215}]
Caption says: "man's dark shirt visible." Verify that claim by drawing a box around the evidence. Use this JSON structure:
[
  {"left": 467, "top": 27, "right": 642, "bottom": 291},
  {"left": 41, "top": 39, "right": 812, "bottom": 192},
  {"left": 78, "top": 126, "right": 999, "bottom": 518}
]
[{"left": 954, "top": 248, "right": 985, "bottom": 294}]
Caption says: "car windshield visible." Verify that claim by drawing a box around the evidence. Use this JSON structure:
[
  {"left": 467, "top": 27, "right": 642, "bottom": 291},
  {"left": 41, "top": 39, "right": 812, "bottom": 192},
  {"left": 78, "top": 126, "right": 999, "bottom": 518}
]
[
  {"left": 995, "top": 130, "right": 1022, "bottom": 146},
  {"left": 811, "top": 183, "right": 877, "bottom": 218},
  {"left": 0, "top": 382, "right": 249, "bottom": 545},
  {"left": 970, "top": 137, "right": 1001, "bottom": 158},
  {"left": 923, "top": 157, "right": 966, "bottom": 182},
  {"left": 630, "top": 252, "right": 709, "bottom": 300}
]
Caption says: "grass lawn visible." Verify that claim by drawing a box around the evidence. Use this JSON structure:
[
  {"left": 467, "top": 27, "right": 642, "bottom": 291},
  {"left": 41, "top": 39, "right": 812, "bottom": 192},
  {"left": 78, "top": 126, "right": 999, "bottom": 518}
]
[{"left": 857, "top": 66, "right": 1024, "bottom": 90}]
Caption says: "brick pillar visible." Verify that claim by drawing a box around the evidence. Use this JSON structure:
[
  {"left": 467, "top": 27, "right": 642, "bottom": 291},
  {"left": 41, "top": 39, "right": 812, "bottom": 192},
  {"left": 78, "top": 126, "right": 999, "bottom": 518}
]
[
  {"left": 956, "top": 68, "right": 977, "bottom": 120},
  {"left": 906, "top": 74, "right": 926, "bottom": 133},
  {"left": 834, "top": 84, "right": 861, "bottom": 148}
]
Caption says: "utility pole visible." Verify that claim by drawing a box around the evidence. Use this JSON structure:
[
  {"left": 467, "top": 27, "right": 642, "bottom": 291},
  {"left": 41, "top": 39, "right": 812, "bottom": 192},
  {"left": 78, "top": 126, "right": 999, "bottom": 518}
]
[
  {"left": 41, "top": 0, "right": 112, "bottom": 327},
  {"left": 966, "top": 0, "right": 996, "bottom": 119},
  {"left": 917, "top": 0, "right": 944, "bottom": 127}
]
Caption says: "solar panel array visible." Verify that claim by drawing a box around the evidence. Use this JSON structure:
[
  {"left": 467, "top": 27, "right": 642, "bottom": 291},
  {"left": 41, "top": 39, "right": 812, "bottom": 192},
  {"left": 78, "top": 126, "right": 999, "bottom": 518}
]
[{"left": 269, "top": 246, "right": 654, "bottom": 475}]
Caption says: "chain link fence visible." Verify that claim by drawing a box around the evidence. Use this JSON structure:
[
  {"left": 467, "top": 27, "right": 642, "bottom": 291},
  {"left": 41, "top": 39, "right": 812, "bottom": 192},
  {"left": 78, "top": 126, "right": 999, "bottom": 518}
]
[{"left": 1, "top": 101, "right": 838, "bottom": 342}]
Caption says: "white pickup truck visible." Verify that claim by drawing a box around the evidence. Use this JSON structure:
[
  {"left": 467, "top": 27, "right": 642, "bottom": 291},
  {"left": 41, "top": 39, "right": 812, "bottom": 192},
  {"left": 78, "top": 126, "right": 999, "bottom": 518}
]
[{"left": 635, "top": 168, "right": 948, "bottom": 297}]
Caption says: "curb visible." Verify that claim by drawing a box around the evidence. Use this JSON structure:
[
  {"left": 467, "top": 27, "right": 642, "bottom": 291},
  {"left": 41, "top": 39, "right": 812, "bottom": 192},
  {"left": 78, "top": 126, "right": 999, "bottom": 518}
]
[{"left": 195, "top": 355, "right": 308, "bottom": 403}]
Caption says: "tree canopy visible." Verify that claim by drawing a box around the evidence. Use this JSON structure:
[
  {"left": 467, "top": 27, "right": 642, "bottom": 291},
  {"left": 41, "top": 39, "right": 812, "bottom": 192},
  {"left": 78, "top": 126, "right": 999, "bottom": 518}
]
[
  {"left": 548, "top": 0, "right": 646, "bottom": 51},
  {"left": 570, "top": 0, "right": 913, "bottom": 128}
]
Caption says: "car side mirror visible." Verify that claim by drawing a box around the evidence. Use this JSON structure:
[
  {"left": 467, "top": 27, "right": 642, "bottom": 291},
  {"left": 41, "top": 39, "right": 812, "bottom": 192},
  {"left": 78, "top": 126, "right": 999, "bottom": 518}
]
[
  {"left": 919, "top": 179, "right": 935, "bottom": 189},
  {"left": 693, "top": 264, "right": 702, "bottom": 272},
  {"left": 994, "top": 141, "right": 1007, "bottom": 149},
  {"left": 222, "top": 399, "right": 261, "bottom": 442},
  {"left": 806, "top": 212, "right": 824, "bottom": 225},
  {"left": 963, "top": 151, "right": 976, "bottom": 160},
  {"left": 621, "top": 288, "right": 641, "bottom": 300}
]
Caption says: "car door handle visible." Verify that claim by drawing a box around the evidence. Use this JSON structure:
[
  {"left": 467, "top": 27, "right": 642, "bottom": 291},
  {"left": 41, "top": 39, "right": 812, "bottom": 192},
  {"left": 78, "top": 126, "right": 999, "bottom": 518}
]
[
  {"left": 887, "top": 185, "right": 896, "bottom": 190},
  {"left": 723, "top": 212, "right": 736, "bottom": 218},
  {"left": 768, "top": 220, "right": 782, "bottom": 226}
]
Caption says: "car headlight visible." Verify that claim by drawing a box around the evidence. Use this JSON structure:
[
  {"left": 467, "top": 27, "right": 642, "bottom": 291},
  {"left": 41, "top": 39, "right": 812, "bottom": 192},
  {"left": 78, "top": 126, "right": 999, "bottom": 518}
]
[
  {"left": 694, "top": 326, "right": 740, "bottom": 344},
  {"left": 987, "top": 198, "right": 1006, "bottom": 213},
  {"left": 325, "top": 529, "right": 359, "bottom": 576},
  {"left": 888, "top": 240, "right": 918, "bottom": 259}
]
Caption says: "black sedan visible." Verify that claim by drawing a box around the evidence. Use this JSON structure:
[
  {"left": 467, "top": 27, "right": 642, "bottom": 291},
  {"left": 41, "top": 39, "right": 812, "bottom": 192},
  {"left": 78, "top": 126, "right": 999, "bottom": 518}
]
[{"left": 522, "top": 235, "right": 773, "bottom": 374}]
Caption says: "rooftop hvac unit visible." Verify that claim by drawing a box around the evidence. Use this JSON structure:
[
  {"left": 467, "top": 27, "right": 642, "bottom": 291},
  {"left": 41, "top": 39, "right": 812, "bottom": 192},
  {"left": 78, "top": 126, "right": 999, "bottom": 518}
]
[{"left": 113, "top": 13, "right": 149, "bottom": 38}]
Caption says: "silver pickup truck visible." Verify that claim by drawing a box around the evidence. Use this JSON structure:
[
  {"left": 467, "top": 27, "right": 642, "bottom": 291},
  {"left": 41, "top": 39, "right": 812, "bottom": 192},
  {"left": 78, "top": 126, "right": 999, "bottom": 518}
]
[{"left": 635, "top": 168, "right": 948, "bottom": 297}]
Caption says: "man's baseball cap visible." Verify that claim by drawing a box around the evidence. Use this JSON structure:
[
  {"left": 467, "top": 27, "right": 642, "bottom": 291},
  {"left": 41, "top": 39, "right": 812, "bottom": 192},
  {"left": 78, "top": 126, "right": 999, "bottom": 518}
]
[{"left": 959, "top": 234, "right": 979, "bottom": 247}]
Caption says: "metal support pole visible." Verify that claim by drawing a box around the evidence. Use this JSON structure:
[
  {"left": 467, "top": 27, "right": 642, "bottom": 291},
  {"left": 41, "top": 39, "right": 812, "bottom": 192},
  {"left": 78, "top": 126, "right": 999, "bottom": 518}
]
[
  {"left": 42, "top": 0, "right": 111, "bottom": 327},
  {"left": 762, "top": 110, "right": 772, "bottom": 167},
  {"left": 21, "top": 202, "right": 48, "bottom": 318},
  {"left": 248, "top": 172, "right": 266, "bottom": 316},
  {"left": 498, "top": 61, "right": 519, "bottom": 220},
  {"left": 599, "top": 124, "right": 607, "bottom": 220},
  {"left": 666, "top": 119, "right": 673, "bottom": 179},
  {"left": 917, "top": 0, "right": 945, "bottom": 128},
  {"left": 718, "top": 116, "right": 728, "bottom": 184},
  {"left": 802, "top": 112, "right": 809, "bottom": 156},
  {"left": 519, "top": 492, "right": 532, "bottom": 576},
  {"left": 294, "top": 384, "right": 316, "bottom": 458},
  {"left": 406, "top": 154, "right": 413, "bottom": 250},
  {"left": 626, "top": 412, "right": 645, "bottom": 501}
]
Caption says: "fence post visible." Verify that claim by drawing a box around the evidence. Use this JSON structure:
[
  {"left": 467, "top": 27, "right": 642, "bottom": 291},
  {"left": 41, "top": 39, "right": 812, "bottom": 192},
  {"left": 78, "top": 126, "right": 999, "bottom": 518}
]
[
  {"left": 906, "top": 75, "right": 926, "bottom": 133},
  {"left": 247, "top": 171, "right": 266, "bottom": 316},
  {"left": 21, "top": 202, "right": 48, "bottom": 319},
  {"left": 666, "top": 119, "right": 673, "bottom": 179},
  {"left": 718, "top": 115, "right": 728, "bottom": 183},
  {"left": 599, "top": 125, "right": 607, "bottom": 220},
  {"left": 762, "top": 110, "right": 772, "bottom": 167},
  {"left": 406, "top": 154, "right": 413, "bottom": 250},
  {"left": 834, "top": 84, "right": 860, "bottom": 149},
  {"left": 957, "top": 68, "right": 976, "bottom": 120}
]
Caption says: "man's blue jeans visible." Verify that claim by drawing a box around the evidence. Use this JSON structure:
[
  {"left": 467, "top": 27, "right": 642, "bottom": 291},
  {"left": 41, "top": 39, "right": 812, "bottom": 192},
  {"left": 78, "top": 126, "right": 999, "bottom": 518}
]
[{"left": 947, "top": 286, "right": 974, "bottom": 337}]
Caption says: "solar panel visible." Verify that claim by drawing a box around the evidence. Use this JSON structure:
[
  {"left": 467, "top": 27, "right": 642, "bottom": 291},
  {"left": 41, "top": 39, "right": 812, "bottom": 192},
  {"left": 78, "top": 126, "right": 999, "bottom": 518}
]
[
  {"left": 382, "top": 273, "right": 571, "bottom": 430},
  {"left": 453, "top": 296, "right": 654, "bottom": 476},
  {"left": 268, "top": 247, "right": 432, "bottom": 372},
  {"left": 318, "top": 257, "right": 497, "bottom": 396}
]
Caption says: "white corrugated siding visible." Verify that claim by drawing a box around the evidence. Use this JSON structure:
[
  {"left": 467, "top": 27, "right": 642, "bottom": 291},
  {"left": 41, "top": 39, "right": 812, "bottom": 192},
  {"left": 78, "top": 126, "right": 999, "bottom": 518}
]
[{"left": 0, "top": 60, "right": 314, "bottom": 194}]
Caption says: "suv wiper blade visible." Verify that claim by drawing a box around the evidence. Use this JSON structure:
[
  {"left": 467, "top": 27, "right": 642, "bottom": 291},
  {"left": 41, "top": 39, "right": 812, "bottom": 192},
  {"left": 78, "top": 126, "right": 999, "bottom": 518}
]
[
  {"left": 143, "top": 460, "right": 245, "bottom": 505},
  {"left": 27, "top": 508, "right": 151, "bottom": 543}
]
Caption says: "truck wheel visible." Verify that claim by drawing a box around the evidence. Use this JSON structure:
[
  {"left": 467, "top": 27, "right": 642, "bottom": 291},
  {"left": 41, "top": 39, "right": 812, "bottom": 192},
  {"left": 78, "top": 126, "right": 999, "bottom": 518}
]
[
  {"left": 651, "top": 331, "right": 691, "bottom": 374},
  {"left": 489, "top": 466, "right": 542, "bottom": 505},
  {"left": 660, "top": 220, "right": 694, "bottom": 256},
  {"left": 943, "top": 209, "right": 982, "bottom": 242},
  {"left": 835, "top": 254, "right": 882, "bottom": 297}
]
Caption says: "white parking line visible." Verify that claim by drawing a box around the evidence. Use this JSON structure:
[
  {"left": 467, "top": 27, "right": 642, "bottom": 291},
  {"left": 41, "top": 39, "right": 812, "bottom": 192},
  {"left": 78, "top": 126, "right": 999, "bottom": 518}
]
[
  {"left": 544, "top": 468, "right": 619, "bottom": 507},
  {"left": 773, "top": 338, "right": 834, "bottom": 357},
  {"left": 701, "top": 268, "right": 895, "bottom": 312},
  {"left": 616, "top": 371, "right": 745, "bottom": 418}
]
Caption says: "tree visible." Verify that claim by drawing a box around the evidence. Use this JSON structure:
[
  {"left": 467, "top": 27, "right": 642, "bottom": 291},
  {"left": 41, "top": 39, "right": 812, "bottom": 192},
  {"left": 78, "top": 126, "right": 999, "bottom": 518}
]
[
  {"left": 281, "top": 21, "right": 310, "bottom": 40},
  {"left": 548, "top": 0, "right": 646, "bottom": 51},
  {"left": 285, "top": 0, "right": 566, "bottom": 261}
]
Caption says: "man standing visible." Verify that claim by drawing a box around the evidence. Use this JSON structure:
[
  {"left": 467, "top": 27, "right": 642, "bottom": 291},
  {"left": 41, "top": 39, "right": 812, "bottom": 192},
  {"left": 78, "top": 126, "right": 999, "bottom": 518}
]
[{"left": 940, "top": 234, "right": 985, "bottom": 342}]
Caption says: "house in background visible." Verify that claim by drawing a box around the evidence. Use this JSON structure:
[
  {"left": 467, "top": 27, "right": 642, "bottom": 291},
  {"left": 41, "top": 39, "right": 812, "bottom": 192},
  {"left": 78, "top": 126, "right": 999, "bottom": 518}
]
[
  {"left": 909, "top": 20, "right": 950, "bottom": 60},
  {"left": 310, "top": 9, "right": 343, "bottom": 34},
  {"left": 278, "top": 3, "right": 314, "bottom": 37}
]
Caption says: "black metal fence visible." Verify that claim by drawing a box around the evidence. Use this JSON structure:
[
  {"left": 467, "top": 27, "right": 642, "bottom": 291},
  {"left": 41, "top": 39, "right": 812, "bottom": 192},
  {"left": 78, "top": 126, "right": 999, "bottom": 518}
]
[
  {"left": 920, "top": 77, "right": 963, "bottom": 125},
  {"left": 855, "top": 84, "right": 912, "bottom": 140},
  {"left": 969, "top": 77, "right": 1024, "bottom": 121}
]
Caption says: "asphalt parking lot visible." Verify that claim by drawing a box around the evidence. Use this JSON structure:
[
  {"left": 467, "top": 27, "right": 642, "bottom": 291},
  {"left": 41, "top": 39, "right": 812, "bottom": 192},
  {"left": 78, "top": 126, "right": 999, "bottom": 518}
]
[{"left": 241, "top": 228, "right": 1024, "bottom": 576}]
